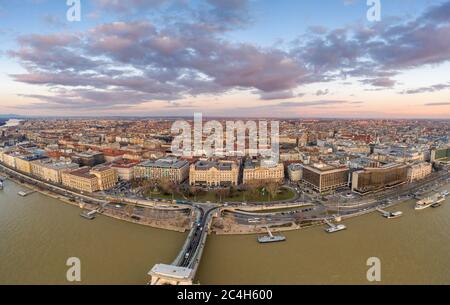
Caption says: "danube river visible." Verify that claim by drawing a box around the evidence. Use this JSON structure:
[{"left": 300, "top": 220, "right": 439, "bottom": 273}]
[
  {"left": 1, "top": 179, "right": 449, "bottom": 284},
  {"left": 0, "top": 119, "right": 22, "bottom": 128}
]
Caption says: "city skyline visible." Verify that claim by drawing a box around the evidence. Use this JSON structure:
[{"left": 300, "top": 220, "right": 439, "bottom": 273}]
[{"left": 1, "top": 0, "right": 450, "bottom": 118}]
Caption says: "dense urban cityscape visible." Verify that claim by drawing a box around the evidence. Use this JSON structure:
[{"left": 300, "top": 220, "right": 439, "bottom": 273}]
[
  {"left": 1, "top": 0, "right": 450, "bottom": 290},
  {"left": 1, "top": 117, "right": 449, "bottom": 285}
]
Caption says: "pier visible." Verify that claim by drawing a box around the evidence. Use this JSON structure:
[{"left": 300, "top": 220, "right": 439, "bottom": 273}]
[
  {"left": 324, "top": 218, "right": 347, "bottom": 233},
  {"left": 80, "top": 209, "right": 99, "bottom": 220},
  {"left": 148, "top": 204, "right": 217, "bottom": 285},
  {"left": 18, "top": 190, "right": 36, "bottom": 197},
  {"left": 323, "top": 218, "right": 337, "bottom": 228},
  {"left": 376, "top": 208, "right": 403, "bottom": 219},
  {"left": 258, "top": 226, "right": 286, "bottom": 243}
]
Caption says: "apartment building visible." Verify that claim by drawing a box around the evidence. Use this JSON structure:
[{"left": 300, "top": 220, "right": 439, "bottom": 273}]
[
  {"left": 1, "top": 152, "right": 19, "bottom": 168},
  {"left": 62, "top": 167, "right": 100, "bottom": 193},
  {"left": 302, "top": 163, "right": 350, "bottom": 193},
  {"left": 407, "top": 162, "right": 432, "bottom": 183},
  {"left": 15, "top": 155, "right": 47, "bottom": 174},
  {"left": 134, "top": 157, "right": 189, "bottom": 183},
  {"left": 110, "top": 159, "right": 140, "bottom": 181},
  {"left": 243, "top": 160, "right": 285, "bottom": 185},
  {"left": 62, "top": 166, "right": 117, "bottom": 193},
  {"left": 351, "top": 163, "right": 408, "bottom": 194},
  {"left": 31, "top": 160, "right": 79, "bottom": 184},
  {"left": 90, "top": 166, "right": 118, "bottom": 190},
  {"left": 288, "top": 163, "right": 303, "bottom": 182},
  {"left": 189, "top": 160, "right": 239, "bottom": 187}
]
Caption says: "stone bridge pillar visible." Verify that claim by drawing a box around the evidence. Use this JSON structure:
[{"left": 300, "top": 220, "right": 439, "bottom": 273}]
[{"left": 148, "top": 264, "right": 194, "bottom": 285}]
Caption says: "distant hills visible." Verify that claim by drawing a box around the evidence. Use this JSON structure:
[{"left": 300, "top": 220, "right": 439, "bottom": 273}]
[{"left": 0, "top": 114, "right": 23, "bottom": 119}]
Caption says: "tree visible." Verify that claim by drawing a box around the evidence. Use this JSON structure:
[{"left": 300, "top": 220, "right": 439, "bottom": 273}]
[
  {"left": 216, "top": 188, "right": 230, "bottom": 203},
  {"left": 266, "top": 182, "right": 281, "bottom": 200},
  {"left": 158, "top": 177, "right": 178, "bottom": 200},
  {"left": 189, "top": 185, "right": 200, "bottom": 201},
  {"left": 246, "top": 181, "right": 262, "bottom": 200}
]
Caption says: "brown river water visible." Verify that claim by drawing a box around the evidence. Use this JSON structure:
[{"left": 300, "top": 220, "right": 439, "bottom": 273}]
[{"left": 1, "top": 179, "right": 449, "bottom": 284}]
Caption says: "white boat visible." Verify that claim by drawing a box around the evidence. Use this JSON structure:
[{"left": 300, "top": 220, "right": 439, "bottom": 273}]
[
  {"left": 432, "top": 195, "right": 446, "bottom": 208},
  {"left": 436, "top": 195, "right": 445, "bottom": 203},
  {"left": 441, "top": 190, "right": 449, "bottom": 197},
  {"left": 383, "top": 211, "right": 403, "bottom": 219},
  {"left": 0, "top": 180, "right": 3, "bottom": 190},
  {"left": 415, "top": 198, "right": 434, "bottom": 210},
  {"left": 325, "top": 224, "right": 347, "bottom": 233},
  {"left": 415, "top": 193, "right": 440, "bottom": 210}
]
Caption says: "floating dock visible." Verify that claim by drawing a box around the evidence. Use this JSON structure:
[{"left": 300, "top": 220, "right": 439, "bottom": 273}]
[
  {"left": 324, "top": 219, "right": 347, "bottom": 233},
  {"left": 376, "top": 208, "right": 403, "bottom": 219},
  {"left": 80, "top": 209, "right": 98, "bottom": 220},
  {"left": 18, "top": 190, "right": 36, "bottom": 197},
  {"left": 258, "top": 226, "right": 286, "bottom": 243}
]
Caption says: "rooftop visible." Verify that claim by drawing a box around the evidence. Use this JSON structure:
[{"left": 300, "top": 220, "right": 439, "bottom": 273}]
[
  {"left": 139, "top": 157, "right": 189, "bottom": 169},
  {"left": 304, "top": 163, "right": 348, "bottom": 173},
  {"left": 195, "top": 160, "right": 234, "bottom": 171},
  {"left": 67, "top": 167, "right": 96, "bottom": 179},
  {"left": 111, "top": 159, "right": 140, "bottom": 168}
]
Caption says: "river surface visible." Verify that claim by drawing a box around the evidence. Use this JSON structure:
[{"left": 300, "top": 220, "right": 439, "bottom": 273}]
[
  {"left": 1, "top": 178, "right": 449, "bottom": 285},
  {"left": 0, "top": 119, "right": 22, "bottom": 128}
]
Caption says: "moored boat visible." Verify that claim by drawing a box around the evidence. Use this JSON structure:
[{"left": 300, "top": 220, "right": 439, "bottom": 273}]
[
  {"left": 325, "top": 224, "right": 347, "bottom": 233},
  {"left": 383, "top": 211, "right": 403, "bottom": 219},
  {"left": 415, "top": 193, "right": 441, "bottom": 210}
]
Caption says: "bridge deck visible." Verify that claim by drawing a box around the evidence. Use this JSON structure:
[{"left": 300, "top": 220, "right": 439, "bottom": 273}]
[{"left": 148, "top": 205, "right": 217, "bottom": 285}]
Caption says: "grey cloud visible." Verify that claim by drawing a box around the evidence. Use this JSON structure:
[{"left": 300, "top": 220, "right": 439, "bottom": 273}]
[
  {"left": 274, "top": 100, "right": 361, "bottom": 108},
  {"left": 424, "top": 102, "right": 450, "bottom": 106},
  {"left": 361, "top": 77, "right": 396, "bottom": 88},
  {"left": 9, "top": 0, "right": 450, "bottom": 111},
  {"left": 315, "top": 89, "right": 329, "bottom": 96},
  {"left": 401, "top": 83, "right": 450, "bottom": 94},
  {"left": 258, "top": 90, "right": 295, "bottom": 100}
]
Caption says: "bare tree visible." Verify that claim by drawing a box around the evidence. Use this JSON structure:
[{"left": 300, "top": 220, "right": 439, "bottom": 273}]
[
  {"left": 158, "top": 177, "right": 178, "bottom": 200},
  {"left": 266, "top": 182, "right": 281, "bottom": 200}
]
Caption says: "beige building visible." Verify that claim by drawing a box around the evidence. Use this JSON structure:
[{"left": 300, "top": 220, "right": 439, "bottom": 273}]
[
  {"left": 15, "top": 157, "right": 33, "bottom": 174},
  {"left": 0, "top": 149, "right": 5, "bottom": 164},
  {"left": 190, "top": 160, "right": 239, "bottom": 187},
  {"left": 280, "top": 152, "right": 301, "bottom": 162},
  {"left": 31, "top": 160, "right": 79, "bottom": 184},
  {"left": 62, "top": 166, "right": 118, "bottom": 193},
  {"left": 288, "top": 163, "right": 303, "bottom": 182},
  {"left": 1, "top": 152, "right": 18, "bottom": 168},
  {"left": 134, "top": 157, "right": 189, "bottom": 183},
  {"left": 110, "top": 159, "right": 140, "bottom": 181},
  {"left": 243, "top": 160, "right": 285, "bottom": 185},
  {"left": 407, "top": 162, "right": 432, "bottom": 183},
  {"left": 302, "top": 163, "right": 349, "bottom": 193},
  {"left": 62, "top": 167, "right": 100, "bottom": 193},
  {"left": 0, "top": 152, "right": 45, "bottom": 174},
  {"left": 91, "top": 166, "right": 118, "bottom": 190}
]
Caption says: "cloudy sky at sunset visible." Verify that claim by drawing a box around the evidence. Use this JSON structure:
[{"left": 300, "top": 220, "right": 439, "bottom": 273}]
[{"left": 0, "top": 0, "right": 449, "bottom": 118}]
